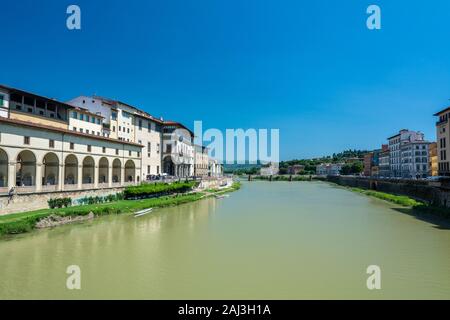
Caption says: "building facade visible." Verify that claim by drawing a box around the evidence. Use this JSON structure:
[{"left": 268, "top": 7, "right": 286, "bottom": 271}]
[
  {"left": 287, "top": 165, "right": 304, "bottom": 175},
  {"left": 0, "top": 85, "right": 142, "bottom": 194},
  {"left": 68, "top": 96, "right": 164, "bottom": 180},
  {"left": 316, "top": 163, "right": 343, "bottom": 176},
  {"left": 429, "top": 142, "right": 438, "bottom": 177},
  {"left": 388, "top": 129, "right": 425, "bottom": 178},
  {"left": 194, "top": 145, "right": 209, "bottom": 177},
  {"left": 434, "top": 107, "right": 450, "bottom": 176},
  {"left": 400, "top": 141, "right": 430, "bottom": 179},
  {"left": 378, "top": 144, "right": 390, "bottom": 177},
  {"left": 162, "top": 121, "right": 195, "bottom": 178}
]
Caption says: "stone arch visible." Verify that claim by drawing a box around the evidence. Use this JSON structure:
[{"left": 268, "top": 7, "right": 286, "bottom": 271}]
[
  {"left": 0, "top": 148, "right": 8, "bottom": 188},
  {"left": 125, "top": 160, "right": 136, "bottom": 182},
  {"left": 112, "top": 158, "right": 121, "bottom": 183},
  {"left": 163, "top": 156, "right": 175, "bottom": 176},
  {"left": 98, "top": 157, "right": 109, "bottom": 184},
  {"left": 42, "top": 152, "right": 60, "bottom": 186},
  {"left": 64, "top": 154, "right": 78, "bottom": 185},
  {"left": 16, "top": 150, "right": 36, "bottom": 186},
  {"left": 82, "top": 156, "right": 95, "bottom": 184}
]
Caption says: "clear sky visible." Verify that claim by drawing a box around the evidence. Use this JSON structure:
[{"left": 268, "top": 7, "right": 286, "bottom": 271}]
[{"left": 2, "top": 0, "right": 450, "bottom": 160}]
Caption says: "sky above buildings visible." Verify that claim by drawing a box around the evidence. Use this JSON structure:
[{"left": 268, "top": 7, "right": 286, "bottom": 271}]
[{"left": 2, "top": 0, "right": 450, "bottom": 160}]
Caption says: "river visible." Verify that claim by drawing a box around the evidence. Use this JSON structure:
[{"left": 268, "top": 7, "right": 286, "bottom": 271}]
[{"left": 0, "top": 181, "right": 449, "bottom": 299}]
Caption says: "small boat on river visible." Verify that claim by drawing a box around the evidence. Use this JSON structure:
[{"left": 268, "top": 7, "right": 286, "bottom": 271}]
[{"left": 134, "top": 208, "right": 153, "bottom": 217}]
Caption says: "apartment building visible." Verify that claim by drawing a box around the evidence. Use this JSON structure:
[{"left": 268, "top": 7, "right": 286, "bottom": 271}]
[
  {"left": 378, "top": 144, "right": 390, "bottom": 177},
  {"left": 400, "top": 141, "right": 430, "bottom": 179},
  {"left": 0, "top": 85, "right": 142, "bottom": 194},
  {"left": 388, "top": 129, "right": 425, "bottom": 177},
  {"left": 434, "top": 107, "right": 450, "bottom": 176}
]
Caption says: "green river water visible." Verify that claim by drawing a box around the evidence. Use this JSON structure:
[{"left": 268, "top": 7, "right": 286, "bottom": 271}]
[{"left": 0, "top": 181, "right": 449, "bottom": 299}]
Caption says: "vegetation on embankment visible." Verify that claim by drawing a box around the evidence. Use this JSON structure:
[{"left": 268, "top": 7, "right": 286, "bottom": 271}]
[
  {"left": 0, "top": 181, "right": 241, "bottom": 237},
  {"left": 349, "top": 187, "right": 450, "bottom": 219},
  {"left": 124, "top": 181, "right": 198, "bottom": 199}
]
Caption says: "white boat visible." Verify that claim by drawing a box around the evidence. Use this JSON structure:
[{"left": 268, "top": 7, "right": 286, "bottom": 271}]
[
  {"left": 215, "top": 194, "right": 229, "bottom": 199},
  {"left": 134, "top": 208, "right": 153, "bottom": 217}
]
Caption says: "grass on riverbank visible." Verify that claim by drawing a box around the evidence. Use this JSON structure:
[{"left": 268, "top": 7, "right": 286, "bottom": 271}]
[
  {"left": 349, "top": 187, "right": 450, "bottom": 219},
  {"left": 0, "top": 181, "right": 242, "bottom": 237}
]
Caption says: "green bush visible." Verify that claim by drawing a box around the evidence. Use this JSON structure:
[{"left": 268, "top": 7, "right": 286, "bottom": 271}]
[
  {"left": 48, "top": 197, "right": 72, "bottom": 209},
  {"left": 124, "top": 181, "right": 198, "bottom": 199}
]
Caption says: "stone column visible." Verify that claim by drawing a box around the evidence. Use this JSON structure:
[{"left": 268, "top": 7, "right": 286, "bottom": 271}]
[
  {"left": 77, "top": 164, "right": 83, "bottom": 189},
  {"left": 121, "top": 166, "right": 125, "bottom": 185},
  {"left": 36, "top": 163, "right": 42, "bottom": 192},
  {"left": 8, "top": 161, "right": 16, "bottom": 190},
  {"left": 94, "top": 165, "right": 99, "bottom": 188},
  {"left": 58, "top": 164, "right": 64, "bottom": 191},
  {"left": 108, "top": 165, "right": 113, "bottom": 188}
]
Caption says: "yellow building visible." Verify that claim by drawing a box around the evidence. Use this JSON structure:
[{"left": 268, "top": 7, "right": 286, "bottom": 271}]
[{"left": 429, "top": 142, "right": 438, "bottom": 176}]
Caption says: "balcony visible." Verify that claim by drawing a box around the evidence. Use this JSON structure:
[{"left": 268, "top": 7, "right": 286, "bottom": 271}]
[{"left": 436, "top": 119, "right": 448, "bottom": 126}]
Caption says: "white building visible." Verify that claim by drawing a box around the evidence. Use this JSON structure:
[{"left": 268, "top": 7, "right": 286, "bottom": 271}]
[
  {"left": 0, "top": 85, "right": 142, "bottom": 194},
  {"left": 388, "top": 129, "right": 426, "bottom": 178},
  {"left": 400, "top": 141, "right": 430, "bottom": 179},
  {"left": 68, "top": 96, "right": 163, "bottom": 180},
  {"left": 316, "top": 163, "right": 343, "bottom": 176},
  {"left": 162, "top": 121, "right": 195, "bottom": 177}
]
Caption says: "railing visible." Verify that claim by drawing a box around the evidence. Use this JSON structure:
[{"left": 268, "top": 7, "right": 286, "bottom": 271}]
[
  {"left": 98, "top": 183, "right": 109, "bottom": 189},
  {"left": 42, "top": 185, "right": 58, "bottom": 192},
  {"left": 63, "top": 184, "right": 79, "bottom": 191},
  {"left": 16, "top": 186, "right": 36, "bottom": 193},
  {"left": 0, "top": 187, "right": 8, "bottom": 194},
  {"left": 112, "top": 182, "right": 121, "bottom": 188},
  {"left": 82, "top": 183, "right": 95, "bottom": 189}
]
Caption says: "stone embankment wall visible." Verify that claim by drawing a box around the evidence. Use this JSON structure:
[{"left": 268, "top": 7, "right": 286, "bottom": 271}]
[
  {"left": 0, "top": 187, "right": 124, "bottom": 215},
  {"left": 197, "top": 177, "right": 233, "bottom": 190},
  {"left": 325, "top": 176, "right": 450, "bottom": 207}
]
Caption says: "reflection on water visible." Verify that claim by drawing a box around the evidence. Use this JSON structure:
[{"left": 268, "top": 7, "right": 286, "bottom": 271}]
[{"left": 0, "top": 181, "right": 449, "bottom": 299}]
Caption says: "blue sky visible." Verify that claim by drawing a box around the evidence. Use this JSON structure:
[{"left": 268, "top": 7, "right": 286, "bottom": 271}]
[{"left": 2, "top": 0, "right": 450, "bottom": 160}]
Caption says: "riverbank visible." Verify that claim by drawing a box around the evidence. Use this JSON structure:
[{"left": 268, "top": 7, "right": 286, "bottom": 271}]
[
  {"left": 0, "top": 181, "right": 241, "bottom": 237},
  {"left": 347, "top": 186, "right": 450, "bottom": 219}
]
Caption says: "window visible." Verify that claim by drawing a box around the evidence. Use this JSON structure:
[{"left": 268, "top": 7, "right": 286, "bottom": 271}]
[
  {"left": 138, "top": 119, "right": 142, "bottom": 130},
  {"left": 148, "top": 122, "right": 151, "bottom": 132},
  {"left": 24, "top": 136, "right": 30, "bottom": 145},
  {"left": 49, "top": 140, "right": 55, "bottom": 148},
  {"left": 91, "top": 117, "right": 95, "bottom": 124},
  {"left": 127, "top": 128, "right": 130, "bottom": 133},
  {"left": 87, "top": 145, "right": 92, "bottom": 152},
  {"left": 137, "top": 151, "right": 140, "bottom": 157},
  {"left": 73, "top": 127, "right": 77, "bottom": 131},
  {"left": 0, "top": 94, "right": 4, "bottom": 106},
  {"left": 102, "top": 147, "right": 106, "bottom": 153},
  {"left": 70, "top": 142, "right": 74, "bottom": 150},
  {"left": 119, "top": 126, "right": 121, "bottom": 131},
  {"left": 113, "top": 126, "right": 116, "bottom": 132},
  {"left": 111, "top": 112, "right": 117, "bottom": 120},
  {"left": 97, "top": 118, "right": 101, "bottom": 124},
  {"left": 86, "top": 115, "right": 90, "bottom": 123},
  {"left": 116, "top": 149, "right": 119, "bottom": 155},
  {"left": 157, "top": 166, "right": 159, "bottom": 174},
  {"left": 148, "top": 142, "right": 151, "bottom": 157},
  {"left": 129, "top": 150, "right": 132, "bottom": 156},
  {"left": 147, "top": 166, "right": 150, "bottom": 174},
  {"left": 80, "top": 128, "right": 83, "bottom": 133},
  {"left": 72, "top": 111, "right": 77, "bottom": 118},
  {"left": 79, "top": 113, "right": 84, "bottom": 120}
]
